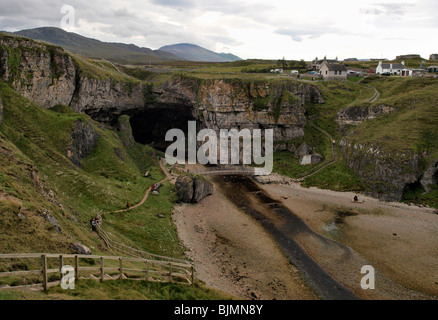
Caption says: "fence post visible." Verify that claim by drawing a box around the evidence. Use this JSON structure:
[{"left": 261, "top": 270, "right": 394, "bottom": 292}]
[
  {"left": 119, "top": 258, "right": 123, "bottom": 281},
  {"left": 145, "top": 261, "right": 149, "bottom": 281},
  {"left": 59, "top": 255, "right": 63, "bottom": 281},
  {"left": 75, "top": 255, "right": 79, "bottom": 281},
  {"left": 169, "top": 262, "right": 173, "bottom": 283},
  {"left": 191, "top": 266, "right": 194, "bottom": 286},
  {"left": 100, "top": 257, "right": 104, "bottom": 282},
  {"left": 42, "top": 254, "right": 47, "bottom": 291}
]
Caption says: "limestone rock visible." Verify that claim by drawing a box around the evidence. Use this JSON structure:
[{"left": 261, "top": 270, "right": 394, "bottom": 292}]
[
  {"left": 295, "top": 142, "right": 312, "bottom": 158},
  {"left": 70, "top": 242, "right": 92, "bottom": 255},
  {"left": 39, "top": 209, "right": 62, "bottom": 234},
  {"left": 175, "top": 175, "right": 213, "bottom": 203},
  {"left": 175, "top": 175, "right": 194, "bottom": 203},
  {"left": 67, "top": 119, "right": 99, "bottom": 167},
  {"left": 420, "top": 158, "right": 438, "bottom": 193},
  {"left": 299, "top": 154, "right": 323, "bottom": 165}
]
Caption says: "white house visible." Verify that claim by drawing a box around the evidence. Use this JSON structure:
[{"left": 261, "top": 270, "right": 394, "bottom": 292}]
[
  {"left": 376, "top": 61, "right": 412, "bottom": 76},
  {"left": 318, "top": 61, "right": 348, "bottom": 80}
]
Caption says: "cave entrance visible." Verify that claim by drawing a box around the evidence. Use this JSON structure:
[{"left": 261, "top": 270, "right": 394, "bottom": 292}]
[
  {"left": 129, "top": 106, "right": 197, "bottom": 151},
  {"left": 402, "top": 181, "right": 426, "bottom": 203}
]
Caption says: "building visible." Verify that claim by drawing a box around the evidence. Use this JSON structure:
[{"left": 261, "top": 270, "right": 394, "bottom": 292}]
[
  {"left": 430, "top": 54, "right": 438, "bottom": 60},
  {"left": 375, "top": 61, "right": 412, "bottom": 76},
  {"left": 310, "top": 57, "right": 338, "bottom": 71},
  {"left": 318, "top": 61, "right": 348, "bottom": 80},
  {"left": 426, "top": 66, "right": 438, "bottom": 73}
]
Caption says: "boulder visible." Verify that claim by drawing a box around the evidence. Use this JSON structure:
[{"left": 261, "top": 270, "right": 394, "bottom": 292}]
[
  {"left": 175, "top": 175, "right": 213, "bottom": 203},
  {"left": 193, "top": 176, "right": 214, "bottom": 203},
  {"left": 295, "top": 142, "right": 312, "bottom": 158},
  {"left": 299, "top": 154, "right": 323, "bottom": 165},
  {"left": 70, "top": 242, "right": 92, "bottom": 255},
  {"left": 175, "top": 175, "right": 194, "bottom": 203}
]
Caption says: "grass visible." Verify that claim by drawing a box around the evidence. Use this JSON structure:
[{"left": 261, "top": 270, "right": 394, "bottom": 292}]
[
  {"left": 301, "top": 162, "right": 366, "bottom": 191},
  {"left": 0, "top": 80, "right": 228, "bottom": 299}
]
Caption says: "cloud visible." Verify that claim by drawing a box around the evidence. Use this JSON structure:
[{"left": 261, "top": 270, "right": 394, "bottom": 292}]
[
  {"left": 360, "top": 2, "right": 413, "bottom": 16},
  {"left": 275, "top": 26, "right": 346, "bottom": 42}
]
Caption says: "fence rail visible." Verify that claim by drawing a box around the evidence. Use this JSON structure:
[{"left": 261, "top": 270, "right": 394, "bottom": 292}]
[{"left": 0, "top": 252, "right": 194, "bottom": 291}]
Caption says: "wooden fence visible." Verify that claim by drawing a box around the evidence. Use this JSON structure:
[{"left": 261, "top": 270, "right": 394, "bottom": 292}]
[{"left": 0, "top": 253, "right": 194, "bottom": 291}]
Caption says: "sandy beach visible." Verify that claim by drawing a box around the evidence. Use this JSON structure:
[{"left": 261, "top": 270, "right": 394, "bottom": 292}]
[{"left": 171, "top": 168, "right": 438, "bottom": 300}]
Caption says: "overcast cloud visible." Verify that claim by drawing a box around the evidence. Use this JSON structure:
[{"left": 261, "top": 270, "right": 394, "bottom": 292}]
[{"left": 0, "top": 0, "right": 437, "bottom": 60}]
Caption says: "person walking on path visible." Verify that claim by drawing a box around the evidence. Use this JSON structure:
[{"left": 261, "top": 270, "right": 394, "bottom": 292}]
[{"left": 126, "top": 201, "right": 130, "bottom": 210}]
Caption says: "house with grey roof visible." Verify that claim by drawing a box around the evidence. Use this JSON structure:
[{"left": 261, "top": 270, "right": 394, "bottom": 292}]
[
  {"left": 375, "top": 61, "right": 411, "bottom": 76},
  {"left": 318, "top": 61, "right": 347, "bottom": 80}
]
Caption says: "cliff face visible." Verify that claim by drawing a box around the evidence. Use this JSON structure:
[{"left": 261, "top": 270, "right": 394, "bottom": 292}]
[
  {"left": 0, "top": 36, "right": 76, "bottom": 108},
  {"left": 0, "top": 35, "right": 325, "bottom": 153},
  {"left": 69, "top": 77, "right": 145, "bottom": 122},
  {"left": 340, "top": 140, "right": 423, "bottom": 201},
  {"left": 153, "top": 77, "right": 324, "bottom": 151}
]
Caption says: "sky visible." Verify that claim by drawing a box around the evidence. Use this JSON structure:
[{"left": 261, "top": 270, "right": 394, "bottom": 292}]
[{"left": 0, "top": 0, "right": 437, "bottom": 60}]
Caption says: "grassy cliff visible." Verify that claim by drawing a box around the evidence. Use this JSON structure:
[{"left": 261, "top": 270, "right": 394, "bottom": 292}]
[{"left": 0, "top": 80, "right": 230, "bottom": 299}]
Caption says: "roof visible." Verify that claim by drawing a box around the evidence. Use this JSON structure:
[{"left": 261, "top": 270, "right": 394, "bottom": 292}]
[
  {"left": 381, "top": 63, "right": 405, "bottom": 69},
  {"left": 325, "top": 63, "right": 348, "bottom": 72}
]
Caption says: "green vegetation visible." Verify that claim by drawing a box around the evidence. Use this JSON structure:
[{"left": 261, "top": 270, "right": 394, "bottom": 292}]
[
  {"left": 0, "top": 279, "right": 234, "bottom": 300},
  {"left": 0, "top": 80, "right": 228, "bottom": 299}
]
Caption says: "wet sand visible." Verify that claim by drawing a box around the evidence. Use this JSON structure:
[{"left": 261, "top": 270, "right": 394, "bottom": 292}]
[
  {"left": 259, "top": 181, "right": 438, "bottom": 299},
  {"left": 172, "top": 179, "right": 318, "bottom": 300},
  {"left": 171, "top": 164, "right": 438, "bottom": 300}
]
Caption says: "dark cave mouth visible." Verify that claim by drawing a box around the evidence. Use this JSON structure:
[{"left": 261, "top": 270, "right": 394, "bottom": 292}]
[
  {"left": 128, "top": 107, "right": 197, "bottom": 152},
  {"left": 402, "top": 181, "right": 426, "bottom": 202}
]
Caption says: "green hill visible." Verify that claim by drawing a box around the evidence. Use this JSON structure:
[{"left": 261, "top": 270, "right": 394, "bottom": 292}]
[{"left": 12, "top": 27, "right": 183, "bottom": 65}]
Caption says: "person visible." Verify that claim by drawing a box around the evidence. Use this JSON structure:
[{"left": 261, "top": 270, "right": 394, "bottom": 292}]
[
  {"left": 353, "top": 195, "right": 358, "bottom": 202},
  {"left": 151, "top": 183, "right": 155, "bottom": 191},
  {"left": 332, "top": 139, "right": 336, "bottom": 146},
  {"left": 91, "top": 218, "right": 97, "bottom": 231},
  {"left": 126, "top": 201, "right": 130, "bottom": 210},
  {"left": 169, "top": 169, "right": 172, "bottom": 175}
]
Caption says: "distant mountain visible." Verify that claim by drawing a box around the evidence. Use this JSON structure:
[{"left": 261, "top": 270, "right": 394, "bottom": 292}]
[
  {"left": 159, "top": 43, "right": 242, "bottom": 62},
  {"left": 13, "top": 27, "right": 183, "bottom": 65}
]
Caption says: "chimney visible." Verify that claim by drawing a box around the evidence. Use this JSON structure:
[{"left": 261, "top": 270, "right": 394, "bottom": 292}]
[{"left": 401, "top": 61, "right": 405, "bottom": 66}]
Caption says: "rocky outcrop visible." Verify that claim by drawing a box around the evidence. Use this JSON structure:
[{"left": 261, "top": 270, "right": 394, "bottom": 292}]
[
  {"left": 69, "top": 77, "right": 145, "bottom": 122},
  {"left": 336, "top": 104, "right": 398, "bottom": 128},
  {"left": 195, "top": 79, "right": 323, "bottom": 151},
  {"left": 116, "top": 115, "right": 135, "bottom": 148},
  {"left": 39, "top": 209, "right": 62, "bottom": 234},
  {"left": 175, "top": 174, "right": 213, "bottom": 203},
  {"left": 340, "top": 140, "right": 422, "bottom": 201},
  {"left": 67, "top": 119, "right": 99, "bottom": 167},
  {"left": 295, "top": 142, "right": 312, "bottom": 158},
  {"left": 70, "top": 242, "right": 92, "bottom": 255},
  {"left": 0, "top": 36, "right": 76, "bottom": 108},
  {"left": 299, "top": 154, "right": 323, "bottom": 165},
  {"left": 420, "top": 158, "right": 438, "bottom": 193}
]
